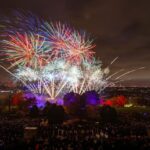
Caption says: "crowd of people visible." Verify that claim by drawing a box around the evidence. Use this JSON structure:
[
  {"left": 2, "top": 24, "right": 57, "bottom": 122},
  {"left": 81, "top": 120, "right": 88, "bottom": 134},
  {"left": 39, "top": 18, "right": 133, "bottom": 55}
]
[
  {"left": 35, "top": 122, "right": 150, "bottom": 150},
  {"left": 0, "top": 115, "right": 150, "bottom": 150}
]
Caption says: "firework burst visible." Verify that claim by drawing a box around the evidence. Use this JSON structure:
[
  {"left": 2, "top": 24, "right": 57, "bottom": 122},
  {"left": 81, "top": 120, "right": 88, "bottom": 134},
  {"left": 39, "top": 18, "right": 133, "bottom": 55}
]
[
  {"left": 0, "top": 10, "right": 43, "bottom": 36},
  {"left": 68, "top": 59, "right": 107, "bottom": 94},
  {"left": 41, "top": 22, "right": 95, "bottom": 64},
  {"left": 0, "top": 11, "right": 145, "bottom": 104},
  {"left": 2, "top": 33, "right": 50, "bottom": 69}
]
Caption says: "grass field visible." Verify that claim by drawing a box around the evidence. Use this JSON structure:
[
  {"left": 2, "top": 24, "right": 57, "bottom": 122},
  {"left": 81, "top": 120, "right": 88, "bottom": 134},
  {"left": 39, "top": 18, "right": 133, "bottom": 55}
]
[{"left": 116, "top": 106, "right": 150, "bottom": 113}]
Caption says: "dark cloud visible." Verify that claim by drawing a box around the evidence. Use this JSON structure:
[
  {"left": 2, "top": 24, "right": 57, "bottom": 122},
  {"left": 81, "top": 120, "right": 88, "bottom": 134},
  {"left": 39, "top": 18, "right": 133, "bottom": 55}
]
[{"left": 0, "top": 0, "right": 149, "bottom": 86}]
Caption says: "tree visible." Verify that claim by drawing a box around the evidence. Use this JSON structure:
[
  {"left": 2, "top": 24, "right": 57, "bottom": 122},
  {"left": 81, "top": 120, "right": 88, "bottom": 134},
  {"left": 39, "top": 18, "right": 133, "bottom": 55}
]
[
  {"left": 43, "top": 103, "right": 66, "bottom": 124},
  {"left": 63, "top": 92, "right": 86, "bottom": 118},
  {"left": 42, "top": 101, "right": 51, "bottom": 116},
  {"left": 99, "top": 106, "right": 118, "bottom": 123},
  {"left": 82, "top": 90, "right": 100, "bottom": 106},
  {"left": 29, "top": 105, "right": 39, "bottom": 118}
]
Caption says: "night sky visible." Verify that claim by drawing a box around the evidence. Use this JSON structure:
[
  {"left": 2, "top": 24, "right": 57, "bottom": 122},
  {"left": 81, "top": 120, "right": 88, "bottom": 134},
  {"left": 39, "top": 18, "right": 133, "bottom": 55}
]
[{"left": 0, "top": 0, "right": 150, "bottom": 86}]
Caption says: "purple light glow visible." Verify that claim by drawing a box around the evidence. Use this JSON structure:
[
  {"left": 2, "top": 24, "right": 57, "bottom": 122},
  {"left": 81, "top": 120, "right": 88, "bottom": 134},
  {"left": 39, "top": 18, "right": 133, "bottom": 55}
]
[
  {"left": 63, "top": 92, "right": 81, "bottom": 106},
  {"left": 83, "top": 91, "right": 100, "bottom": 106},
  {"left": 24, "top": 90, "right": 101, "bottom": 108},
  {"left": 56, "top": 98, "right": 64, "bottom": 105},
  {"left": 35, "top": 95, "right": 46, "bottom": 108},
  {"left": 24, "top": 92, "right": 64, "bottom": 107},
  {"left": 24, "top": 92, "right": 46, "bottom": 108}
]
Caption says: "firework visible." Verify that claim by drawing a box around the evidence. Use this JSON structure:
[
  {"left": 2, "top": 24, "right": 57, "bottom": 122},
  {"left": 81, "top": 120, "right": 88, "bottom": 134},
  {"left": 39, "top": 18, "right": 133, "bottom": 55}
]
[
  {"left": 41, "top": 22, "right": 95, "bottom": 64},
  {"left": 69, "top": 59, "right": 107, "bottom": 94},
  {"left": 14, "top": 59, "right": 80, "bottom": 100},
  {"left": 0, "top": 11, "right": 43, "bottom": 36},
  {"left": 15, "top": 67, "right": 39, "bottom": 81},
  {"left": 2, "top": 33, "right": 50, "bottom": 68},
  {"left": 41, "top": 59, "right": 81, "bottom": 100},
  {"left": 0, "top": 11, "right": 145, "bottom": 104}
]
